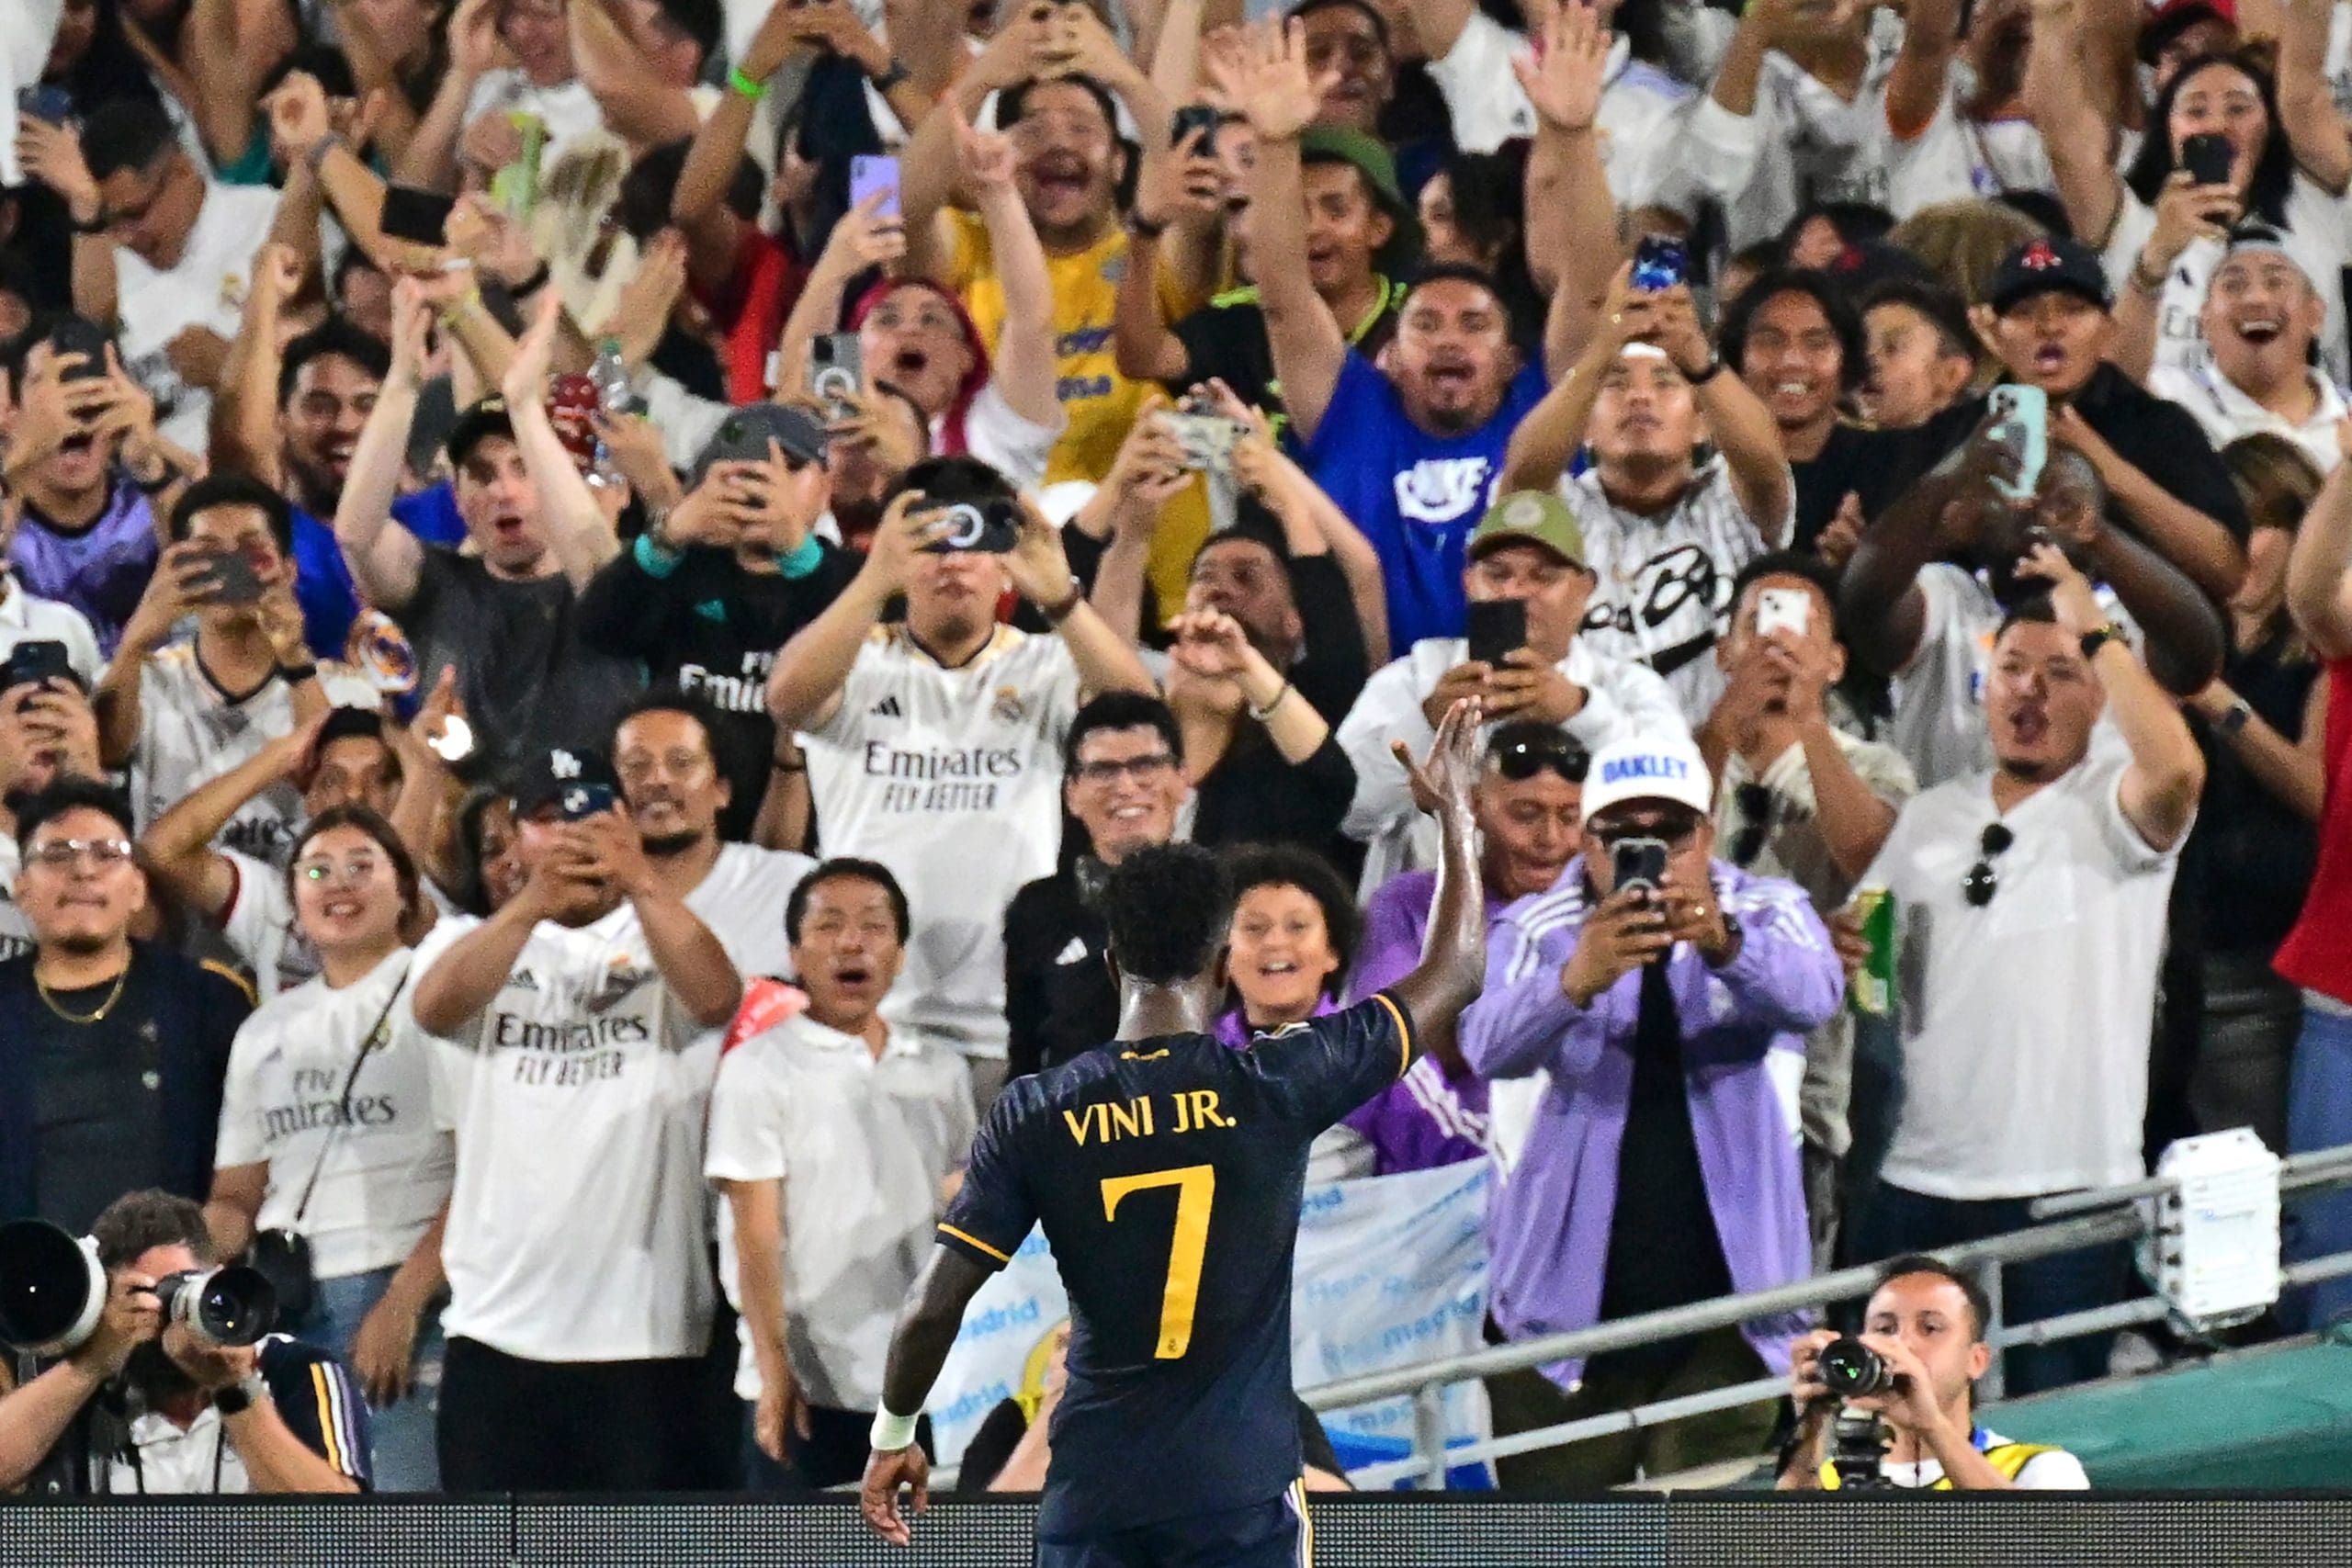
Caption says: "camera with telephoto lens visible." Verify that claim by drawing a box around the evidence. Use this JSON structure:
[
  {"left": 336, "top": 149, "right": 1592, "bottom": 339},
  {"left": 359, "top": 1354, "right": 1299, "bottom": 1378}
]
[
  {"left": 1816, "top": 1334, "right": 1892, "bottom": 1397},
  {"left": 152, "top": 1267, "right": 279, "bottom": 1347},
  {"left": 1828, "top": 1406, "right": 1894, "bottom": 1490}
]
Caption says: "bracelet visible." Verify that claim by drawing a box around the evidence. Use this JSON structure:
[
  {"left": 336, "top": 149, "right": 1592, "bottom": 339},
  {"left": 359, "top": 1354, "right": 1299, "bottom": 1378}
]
[
  {"left": 212, "top": 1371, "right": 269, "bottom": 1417},
  {"left": 278, "top": 662, "right": 320, "bottom": 686},
  {"left": 129, "top": 457, "right": 180, "bottom": 495},
  {"left": 1040, "top": 577, "right": 1084, "bottom": 623},
  {"left": 508, "top": 260, "right": 550, "bottom": 297},
  {"left": 729, "top": 65, "right": 768, "bottom": 102},
  {"left": 1125, "top": 211, "right": 1170, "bottom": 241},
  {"left": 870, "top": 1407, "right": 920, "bottom": 1451},
  {"left": 1247, "top": 681, "right": 1292, "bottom": 721},
  {"left": 303, "top": 133, "right": 346, "bottom": 175},
  {"left": 1678, "top": 355, "right": 1723, "bottom": 384},
  {"left": 871, "top": 57, "right": 912, "bottom": 93}
]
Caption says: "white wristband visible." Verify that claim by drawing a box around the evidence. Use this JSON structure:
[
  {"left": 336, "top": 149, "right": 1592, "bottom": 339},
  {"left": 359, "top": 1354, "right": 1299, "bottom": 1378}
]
[{"left": 870, "top": 1407, "right": 920, "bottom": 1451}]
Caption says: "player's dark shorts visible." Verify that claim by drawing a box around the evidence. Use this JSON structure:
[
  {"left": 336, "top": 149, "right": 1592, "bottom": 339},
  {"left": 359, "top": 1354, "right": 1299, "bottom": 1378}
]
[{"left": 1034, "top": 1481, "right": 1312, "bottom": 1568}]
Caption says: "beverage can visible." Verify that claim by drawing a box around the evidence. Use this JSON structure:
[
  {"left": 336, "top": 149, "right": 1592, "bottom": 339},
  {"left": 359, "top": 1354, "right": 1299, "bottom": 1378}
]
[{"left": 1852, "top": 886, "right": 1894, "bottom": 1016}]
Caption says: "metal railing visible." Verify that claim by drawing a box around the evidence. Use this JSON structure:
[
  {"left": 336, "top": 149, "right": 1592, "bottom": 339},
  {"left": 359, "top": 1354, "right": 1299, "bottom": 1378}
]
[{"left": 1299, "top": 1143, "right": 2352, "bottom": 1490}]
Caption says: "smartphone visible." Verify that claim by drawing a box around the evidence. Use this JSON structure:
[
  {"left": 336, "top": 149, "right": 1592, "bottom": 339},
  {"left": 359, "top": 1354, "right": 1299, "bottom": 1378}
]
[
  {"left": 1631, "top": 234, "right": 1687, "bottom": 293},
  {"left": 1755, "top": 586, "right": 1811, "bottom": 641},
  {"left": 1611, "top": 836, "right": 1671, "bottom": 896},
  {"left": 849, "top": 154, "right": 902, "bottom": 220},
  {"left": 1465, "top": 599, "right": 1527, "bottom": 667},
  {"left": 1170, "top": 104, "right": 1221, "bottom": 156},
  {"left": 921, "top": 499, "right": 1021, "bottom": 554},
  {"left": 16, "top": 85, "right": 74, "bottom": 127},
  {"left": 380, "top": 184, "right": 458, "bottom": 246},
  {"left": 1162, "top": 411, "right": 1246, "bottom": 474},
  {"left": 808, "top": 333, "right": 864, "bottom": 415},
  {"left": 0, "top": 639, "right": 75, "bottom": 696},
  {"left": 48, "top": 316, "right": 112, "bottom": 383},
  {"left": 1986, "top": 383, "right": 2047, "bottom": 502},
  {"left": 560, "top": 781, "right": 616, "bottom": 821},
  {"left": 198, "top": 550, "right": 268, "bottom": 607},
  {"left": 2181, "top": 132, "right": 2234, "bottom": 186}
]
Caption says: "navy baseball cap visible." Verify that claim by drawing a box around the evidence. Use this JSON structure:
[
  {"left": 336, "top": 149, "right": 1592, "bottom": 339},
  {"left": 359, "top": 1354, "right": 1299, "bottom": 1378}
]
[
  {"left": 1987, "top": 235, "right": 2113, "bottom": 316},
  {"left": 509, "top": 745, "right": 619, "bottom": 818}
]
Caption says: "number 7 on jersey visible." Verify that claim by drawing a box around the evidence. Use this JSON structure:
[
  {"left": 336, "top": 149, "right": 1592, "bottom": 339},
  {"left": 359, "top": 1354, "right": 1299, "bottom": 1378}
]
[{"left": 1100, "top": 1165, "right": 1216, "bottom": 1359}]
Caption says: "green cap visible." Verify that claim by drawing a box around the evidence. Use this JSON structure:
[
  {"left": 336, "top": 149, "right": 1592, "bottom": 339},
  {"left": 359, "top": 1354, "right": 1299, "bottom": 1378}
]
[
  {"left": 1298, "top": 125, "right": 1422, "bottom": 272},
  {"left": 1468, "top": 491, "right": 1586, "bottom": 569}
]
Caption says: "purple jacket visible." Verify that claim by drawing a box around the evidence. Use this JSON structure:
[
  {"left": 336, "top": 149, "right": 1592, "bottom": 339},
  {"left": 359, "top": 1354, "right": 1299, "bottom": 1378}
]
[
  {"left": 10, "top": 481, "right": 161, "bottom": 657},
  {"left": 1458, "top": 858, "right": 1840, "bottom": 1389}
]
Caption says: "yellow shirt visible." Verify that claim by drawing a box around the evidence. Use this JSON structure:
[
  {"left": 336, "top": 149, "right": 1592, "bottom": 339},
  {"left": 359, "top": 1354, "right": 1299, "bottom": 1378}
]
[{"left": 944, "top": 210, "right": 1205, "bottom": 489}]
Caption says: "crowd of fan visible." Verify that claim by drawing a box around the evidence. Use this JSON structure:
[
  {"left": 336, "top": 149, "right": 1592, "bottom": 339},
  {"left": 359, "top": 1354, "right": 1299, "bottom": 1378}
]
[{"left": 2, "top": 0, "right": 2352, "bottom": 1500}]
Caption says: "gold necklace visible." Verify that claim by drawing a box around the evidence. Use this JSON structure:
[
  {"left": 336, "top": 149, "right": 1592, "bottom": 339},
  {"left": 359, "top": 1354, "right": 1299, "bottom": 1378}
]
[{"left": 36, "top": 964, "right": 130, "bottom": 1025}]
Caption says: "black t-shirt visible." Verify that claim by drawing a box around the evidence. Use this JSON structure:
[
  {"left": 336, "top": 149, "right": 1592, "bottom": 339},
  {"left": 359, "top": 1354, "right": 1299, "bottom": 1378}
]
[
  {"left": 1167, "top": 283, "right": 1402, "bottom": 424},
  {"left": 28, "top": 976, "right": 173, "bottom": 1234},
  {"left": 401, "top": 552, "right": 642, "bottom": 776},
  {"left": 1595, "top": 962, "right": 1735, "bottom": 1375},
  {"left": 578, "top": 539, "right": 859, "bottom": 838},
  {"left": 1790, "top": 422, "right": 1883, "bottom": 553},
  {"left": 2182, "top": 631, "right": 2323, "bottom": 959},
  {"left": 936, "top": 995, "right": 1414, "bottom": 1535},
  {"left": 1002, "top": 870, "right": 1117, "bottom": 1084}
]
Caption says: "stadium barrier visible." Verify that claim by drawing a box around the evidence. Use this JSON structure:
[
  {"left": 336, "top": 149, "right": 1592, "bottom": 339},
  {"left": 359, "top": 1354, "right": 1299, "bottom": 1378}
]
[
  {"left": 5, "top": 1493, "right": 2352, "bottom": 1566},
  {"left": 1302, "top": 1144, "right": 2352, "bottom": 1488}
]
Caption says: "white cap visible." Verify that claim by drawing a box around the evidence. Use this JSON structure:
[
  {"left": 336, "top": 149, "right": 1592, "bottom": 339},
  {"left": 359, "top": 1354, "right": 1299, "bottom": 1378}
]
[{"left": 1581, "top": 732, "right": 1713, "bottom": 823}]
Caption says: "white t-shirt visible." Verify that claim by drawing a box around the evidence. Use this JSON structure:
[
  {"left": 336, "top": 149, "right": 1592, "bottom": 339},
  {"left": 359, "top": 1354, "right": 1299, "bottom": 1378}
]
[
  {"left": 421, "top": 907, "right": 718, "bottom": 1361},
  {"left": 0, "top": 579, "right": 105, "bottom": 686},
  {"left": 706, "top": 1012, "right": 975, "bottom": 1409},
  {"left": 949, "top": 378, "right": 1064, "bottom": 496},
  {"left": 685, "top": 842, "right": 810, "bottom": 985},
  {"left": 1866, "top": 754, "right": 2185, "bottom": 1200},
  {"left": 2103, "top": 173, "right": 2352, "bottom": 383},
  {"left": 114, "top": 182, "right": 281, "bottom": 453},
  {"left": 0, "top": 839, "right": 28, "bottom": 963},
  {"left": 1888, "top": 564, "right": 2139, "bottom": 791},
  {"left": 1425, "top": 19, "right": 1692, "bottom": 209},
  {"left": 2150, "top": 360, "right": 2350, "bottom": 477},
  {"left": 1563, "top": 456, "right": 1792, "bottom": 724},
  {"left": 798, "top": 624, "right": 1082, "bottom": 1059},
  {"left": 462, "top": 71, "right": 606, "bottom": 168},
  {"left": 1877, "top": 1429, "right": 2091, "bottom": 1489},
  {"left": 1883, "top": 75, "right": 2053, "bottom": 219},
  {"left": 127, "top": 649, "right": 376, "bottom": 863},
  {"left": 214, "top": 948, "right": 455, "bottom": 1280},
  {"left": 219, "top": 847, "right": 317, "bottom": 998}
]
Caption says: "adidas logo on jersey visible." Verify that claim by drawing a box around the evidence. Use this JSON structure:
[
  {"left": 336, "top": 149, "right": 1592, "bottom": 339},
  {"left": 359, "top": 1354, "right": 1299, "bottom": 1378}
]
[
  {"left": 507, "top": 969, "right": 539, "bottom": 992},
  {"left": 870, "top": 695, "right": 904, "bottom": 717}
]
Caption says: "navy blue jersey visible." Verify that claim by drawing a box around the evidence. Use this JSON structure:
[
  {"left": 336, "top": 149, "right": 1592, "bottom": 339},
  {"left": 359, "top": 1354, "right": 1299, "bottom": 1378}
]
[{"left": 936, "top": 992, "right": 1413, "bottom": 1534}]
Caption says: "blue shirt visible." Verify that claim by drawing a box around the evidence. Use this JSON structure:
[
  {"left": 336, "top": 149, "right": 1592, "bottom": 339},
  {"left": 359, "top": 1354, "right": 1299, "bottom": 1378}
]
[
  {"left": 1301, "top": 353, "right": 1549, "bottom": 650},
  {"left": 290, "top": 486, "right": 469, "bottom": 658}
]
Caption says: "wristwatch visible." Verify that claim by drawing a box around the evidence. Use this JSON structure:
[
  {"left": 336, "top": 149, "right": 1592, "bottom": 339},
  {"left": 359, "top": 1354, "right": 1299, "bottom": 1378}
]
[
  {"left": 871, "top": 57, "right": 912, "bottom": 93},
  {"left": 2217, "top": 699, "right": 2254, "bottom": 737},
  {"left": 1125, "top": 211, "right": 1170, "bottom": 242},
  {"left": 212, "top": 1371, "right": 269, "bottom": 1416},
  {"left": 2078, "top": 622, "right": 2128, "bottom": 661},
  {"left": 1679, "top": 354, "right": 1724, "bottom": 384}
]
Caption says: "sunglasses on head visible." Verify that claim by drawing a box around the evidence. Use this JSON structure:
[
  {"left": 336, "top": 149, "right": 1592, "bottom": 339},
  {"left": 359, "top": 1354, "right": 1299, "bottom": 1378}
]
[
  {"left": 1963, "top": 822, "right": 2015, "bottom": 907},
  {"left": 1489, "top": 732, "right": 1589, "bottom": 785}
]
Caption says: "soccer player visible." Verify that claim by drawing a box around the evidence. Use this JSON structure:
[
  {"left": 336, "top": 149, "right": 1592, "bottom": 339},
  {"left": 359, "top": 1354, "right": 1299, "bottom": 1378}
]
[{"left": 857, "top": 700, "right": 1489, "bottom": 1562}]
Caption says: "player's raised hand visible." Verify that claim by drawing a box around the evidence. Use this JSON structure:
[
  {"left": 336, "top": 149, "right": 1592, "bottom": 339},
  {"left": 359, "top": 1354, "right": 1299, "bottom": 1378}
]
[
  {"left": 860, "top": 1443, "right": 931, "bottom": 1546},
  {"left": 1391, "top": 695, "right": 1484, "bottom": 818}
]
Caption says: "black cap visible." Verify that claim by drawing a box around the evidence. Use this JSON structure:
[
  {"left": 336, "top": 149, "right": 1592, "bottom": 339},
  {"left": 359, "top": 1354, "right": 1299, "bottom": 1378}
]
[
  {"left": 508, "top": 745, "right": 619, "bottom": 818},
  {"left": 690, "top": 402, "right": 831, "bottom": 489},
  {"left": 445, "top": 396, "right": 516, "bottom": 469},
  {"left": 314, "top": 705, "right": 388, "bottom": 750},
  {"left": 1987, "top": 235, "right": 2113, "bottom": 316},
  {"left": 2138, "top": 0, "right": 2235, "bottom": 65}
]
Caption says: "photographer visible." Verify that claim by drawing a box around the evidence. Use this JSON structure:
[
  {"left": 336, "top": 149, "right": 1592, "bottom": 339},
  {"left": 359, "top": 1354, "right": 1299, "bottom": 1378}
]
[
  {"left": 0, "top": 1190, "right": 369, "bottom": 1495},
  {"left": 1777, "top": 1258, "right": 2089, "bottom": 1490}
]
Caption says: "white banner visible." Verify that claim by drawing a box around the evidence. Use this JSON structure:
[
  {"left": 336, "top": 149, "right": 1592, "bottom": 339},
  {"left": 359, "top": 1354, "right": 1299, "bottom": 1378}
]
[{"left": 929, "top": 1160, "right": 1494, "bottom": 1489}]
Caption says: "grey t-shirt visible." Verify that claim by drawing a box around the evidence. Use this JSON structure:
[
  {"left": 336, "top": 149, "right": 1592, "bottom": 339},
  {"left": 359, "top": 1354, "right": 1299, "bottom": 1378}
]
[{"left": 404, "top": 551, "right": 641, "bottom": 772}]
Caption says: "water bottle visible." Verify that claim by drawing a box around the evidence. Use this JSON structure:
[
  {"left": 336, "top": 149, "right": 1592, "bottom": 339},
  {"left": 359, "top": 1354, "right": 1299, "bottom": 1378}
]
[{"left": 590, "top": 337, "right": 639, "bottom": 417}]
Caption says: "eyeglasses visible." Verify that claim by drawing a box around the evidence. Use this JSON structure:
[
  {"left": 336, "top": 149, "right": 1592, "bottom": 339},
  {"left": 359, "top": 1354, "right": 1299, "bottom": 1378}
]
[
  {"left": 1490, "top": 732, "right": 1589, "bottom": 785},
  {"left": 1962, "top": 823, "right": 2015, "bottom": 907},
  {"left": 26, "top": 837, "right": 134, "bottom": 871},
  {"left": 296, "top": 853, "right": 387, "bottom": 890},
  {"left": 1729, "top": 783, "right": 1774, "bottom": 868},
  {"left": 1072, "top": 754, "right": 1178, "bottom": 784}
]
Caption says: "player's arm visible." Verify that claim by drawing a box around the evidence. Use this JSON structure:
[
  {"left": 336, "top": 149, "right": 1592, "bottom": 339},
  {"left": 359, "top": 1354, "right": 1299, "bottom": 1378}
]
[
  {"left": 861, "top": 1246, "right": 994, "bottom": 1545},
  {"left": 1383, "top": 697, "right": 1488, "bottom": 1047}
]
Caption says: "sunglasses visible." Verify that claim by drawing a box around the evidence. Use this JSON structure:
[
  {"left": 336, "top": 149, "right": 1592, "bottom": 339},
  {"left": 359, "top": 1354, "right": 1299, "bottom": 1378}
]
[
  {"left": 1962, "top": 822, "right": 2015, "bottom": 907},
  {"left": 1490, "top": 732, "right": 1589, "bottom": 785},
  {"left": 1729, "top": 783, "right": 1774, "bottom": 868}
]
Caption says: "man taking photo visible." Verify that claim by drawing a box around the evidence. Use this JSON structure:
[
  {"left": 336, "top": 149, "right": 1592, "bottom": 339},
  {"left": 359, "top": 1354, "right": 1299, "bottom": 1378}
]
[{"left": 1777, "top": 1257, "right": 2090, "bottom": 1490}]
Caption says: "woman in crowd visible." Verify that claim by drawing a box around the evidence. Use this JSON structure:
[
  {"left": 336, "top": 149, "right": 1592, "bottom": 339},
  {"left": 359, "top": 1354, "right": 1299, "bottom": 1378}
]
[{"left": 203, "top": 806, "right": 453, "bottom": 1492}]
